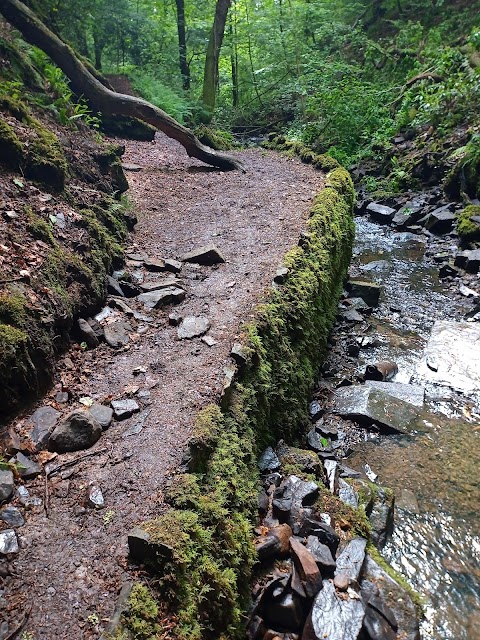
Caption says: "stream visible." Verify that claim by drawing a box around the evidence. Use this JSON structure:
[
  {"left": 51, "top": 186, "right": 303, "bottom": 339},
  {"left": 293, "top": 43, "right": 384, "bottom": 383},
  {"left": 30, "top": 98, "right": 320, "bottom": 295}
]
[{"left": 337, "top": 217, "right": 480, "bottom": 639}]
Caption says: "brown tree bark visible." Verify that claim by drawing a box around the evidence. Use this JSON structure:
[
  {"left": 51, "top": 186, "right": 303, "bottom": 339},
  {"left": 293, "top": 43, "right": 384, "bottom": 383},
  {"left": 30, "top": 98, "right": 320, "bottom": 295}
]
[
  {"left": 0, "top": 0, "right": 243, "bottom": 171},
  {"left": 201, "top": 0, "right": 232, "bottom": 121}
]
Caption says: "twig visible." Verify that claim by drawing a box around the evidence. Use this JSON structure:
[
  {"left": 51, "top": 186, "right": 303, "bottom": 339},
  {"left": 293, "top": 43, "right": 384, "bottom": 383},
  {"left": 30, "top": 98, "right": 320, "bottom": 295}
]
[
  {"left": 44, "top": 472, "right": 49, "bottom": 518},
  {"left": 4, "top": 603, "right": 32, "bottom": 640},
  {"left": 46, "top": 447, "right": 110, "bottom": 476},
  {"left": 0, "top": 277, "right": 23, "bottom": 284}
]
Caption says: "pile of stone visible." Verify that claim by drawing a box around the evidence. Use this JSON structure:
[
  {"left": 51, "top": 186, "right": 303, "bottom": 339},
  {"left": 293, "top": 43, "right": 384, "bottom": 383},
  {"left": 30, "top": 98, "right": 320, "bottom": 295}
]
[{"left": 248, "top": 445, "right": 419, "bottom": 640}]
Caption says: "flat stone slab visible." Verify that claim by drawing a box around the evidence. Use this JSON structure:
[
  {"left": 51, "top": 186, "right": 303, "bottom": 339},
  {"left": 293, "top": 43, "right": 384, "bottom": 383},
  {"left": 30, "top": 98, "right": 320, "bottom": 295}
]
[
  {"left": 139, "top": 277, "right": 182, "bottom": 292},
  {"left": 303, "top": 580, "right": 365, "bottom": 640},
  {"left": 366, "top": 202, "right": 396, "bottom": 222},
  {"left": 181, "top": 244, "right": 225, "bottom": 265},
  {"left": 177, "top": 316, "right": 210, "bottom": 339},
  {"left": 137, "top": 287, "right": 186, "bottom": 309},
  {"left": 416, "top": 320, "right": 480, "bottom": 393},
  {"left": 27, "top": 406, "right": 61, "bottom": 450},
  {"left": 332, "top": 385, "right": 421, "bottom": 434},
  {"left": 364, "top": 380, "right": 425, "bottom": 407}
]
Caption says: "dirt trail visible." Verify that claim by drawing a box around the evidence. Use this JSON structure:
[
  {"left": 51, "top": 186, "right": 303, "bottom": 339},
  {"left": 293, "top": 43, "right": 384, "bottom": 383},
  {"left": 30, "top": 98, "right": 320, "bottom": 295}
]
[{"left": 4, "top": 134, "right": 324, "bottom": 639}]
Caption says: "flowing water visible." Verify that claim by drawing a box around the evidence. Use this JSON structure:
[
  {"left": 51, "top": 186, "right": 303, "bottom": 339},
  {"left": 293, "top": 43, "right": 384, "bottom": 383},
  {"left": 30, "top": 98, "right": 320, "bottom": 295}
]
[{"left": 345, "top": 218, "right": 480, "bottom": 640}]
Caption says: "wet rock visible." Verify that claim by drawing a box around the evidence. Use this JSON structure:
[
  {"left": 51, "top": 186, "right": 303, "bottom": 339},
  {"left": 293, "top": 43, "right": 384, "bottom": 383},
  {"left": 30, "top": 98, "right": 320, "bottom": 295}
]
[
  {"left": 15, "top": 452, "right": 41, "bottom": 479},
  {"left": 27, "top": 406, "right": 61, "bottom": 450},
  {"left": 324, "top": 460, "right": 338, "bottom": 493},
  {"left": 338, "top": 479, "right": 359, "bottom": 509},
  {"left": 165, "top": 258, "right": 182, "bottom": 273},
  {"left": 392, "top": 204, "right": 423, "bottom": 228},
  {"left": 274, "top": 267, "right": 289, "bottom": 284},
  {"left": 454, "top": 248, "right": 480, "bottom": 274},
  {"left": 264, "top": 592, "right": 304, "bottom": 632},
  {"left": 309, "top": 401, "right": 323, "bottom": 421},
  {"left": 16, "top": 485, "right": 42, "bottom": 507},
  {"left": 137, "top": 287, "right": 186, "bottom": 309},
  {"left": 290, "top": 537, "right": 323, "bottom": 597},
  {"left": 369, "top": 488, "right": 395, "bottom": 550},
  {"left": 417, "top": 320, "right": 480, "bottom": 393},
  {"left": 77, "top": 318, "right": 99, "bottom": 348},
  {"left": 299, "top": 520, "right": 340, "bottom": 555},
  {"left": 332, "top": 385, "right": 420, "bottom": 434},
  {"left": 0, "top": 530, "right": 18, "bottom": 555},
  {"left": 128, "top": 526, "right": 174, "bottom": 563},
  {"left": 396, "top": 488, "right": 419, "bottom": 513},
  {"left": 0, "top": 471, "right": 14, "bottom": 503},
  {"left": 363, "top": 597, "right": 398, "bottom": 640},
  {"left": 177, "top": 316, "right": 210, "bottom": 339},
  {"left": 111, "top": 399, "right": 140, "bottom": 420},
  {"left": 87, "top": 485, "right": 105, "bottom": 509},
  {"left": 0, "top": 507, "right": 24, "bottom": 528},
  {"left": 144, "top": 257, "right": 166, "bottom": 272},
  {"left": 346, "top": 280, "right": 381, "bottom": 307},
  {"left": 419, "top": 204, "right": 455, "bottom": 234},
  {"left": 272, "top": 476, "right": 319, "bottom": 524},
  {"left": 306, "top": 536, "right": 336, "bottom": 572},
  {"left": 104, "top": 320, "right": 132, "bottom": 348},
  {"left": 366, "top": 202, "right": 396, "bottom": 223},
  {"left": 335, "top": 537, "right": 367, "bottom": 585},
  {"left": 49, "top": 410, "right": 102, "bottom": 452},
  {"left": 89, "top": 404, "right": 114, "bottom": 430},
  {"left": 364, "top": 361, "right": 398, "bottom": 382},
  {"left": 256, "top": 524, "right": 293, "bottom": 561},
  {"left": 259, "top": 447, "right": 281, "bottom": 472},
  {"left": 106, "top": 275, "right": 125, "bottom": 297},
  {"left": 181, "top": 244, "right": 225, "bottom": 265},
  {"left": 118, "top": 280, "right": 141, "bottom": 297},
  {"left": 363, "top": 381, "right": 424, "bottom": 407},
  {"left": 276, "top": 443, "right": 322, "bottom": 477},
  {"left": 303, "top": 580, "right": 365, "bottom": 640},
  {"left": 360, "top": 555, "right": 420, "bottom": 640}
]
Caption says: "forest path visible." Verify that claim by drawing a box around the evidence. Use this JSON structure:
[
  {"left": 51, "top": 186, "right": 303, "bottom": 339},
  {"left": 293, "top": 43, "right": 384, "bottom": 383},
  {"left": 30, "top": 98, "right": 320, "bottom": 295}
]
[{"left": 5, "top": 134, "right": 324, "bottom": 639}]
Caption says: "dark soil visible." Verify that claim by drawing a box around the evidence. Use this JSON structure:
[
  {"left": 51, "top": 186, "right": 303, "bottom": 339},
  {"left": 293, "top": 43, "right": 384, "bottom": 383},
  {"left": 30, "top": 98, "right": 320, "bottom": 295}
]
[{"left": 2, "top": 134, "right": 324, "bottom": 638}]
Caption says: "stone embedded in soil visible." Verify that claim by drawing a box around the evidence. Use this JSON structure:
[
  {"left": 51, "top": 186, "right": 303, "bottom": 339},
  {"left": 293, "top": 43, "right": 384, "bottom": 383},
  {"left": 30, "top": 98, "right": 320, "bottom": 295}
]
[
  {"left": 332, "top": 385, "right": 420, "bottom": 434},
  {"left": 303, "top": 580, "right": 365, "bottom": 640},
  {"left": 202, "top": 335, "right": 217, "bottom": 347},
  {"left": 306, "top": 536, "right": 336, "bottom": 572},
  {"left": 338, "top": 479, "right": 359, "bottom": 508},
  {"left": 49, "top": 410, "right": 102, "bottom": 453},
  {"left": 106, "top": 275, "right": 125, "bottom": 297},
  {"left": 111, "top": 399, "right": 140, "bottom": 421},
  {"left": 126, "top": 250, "right": 147, "bottom": 262},
  {"left": 0, "top": 506, "right": 25, "bottom": 528},
  {"left": 15, "top": 452, "right": 41, "bottom": 479},
  {"left": 263, "top": 592, "right": 304, "bottom": 632},
  {"left": 272, "top": 476, "right": 319, "bottom": 524},
  {"left": 335, "top": 537, "right": 367, "bottom": 584},
  {"left": 363, "top": 380, "right": 424, "bottom": 407},
  {"left": 139, "top": 277, "right": 182, "bottom": 292},
  {"left": 87, "top": 485, "right": 105, "bottom": 509},
  {"left": 274, "top": 266, "right": 289, "bottom": 284},
  {"left": 177, "top": 315, "right": 210, "bottom": 339},
  {"left": 27, "top": 406, "right": 61, "bottom": 450},
  {"left": 128, "top": 526, "right": 174, "bottom": 564},
  {"left": 118, "top": 280, "right": 141, "bottom": 297},
  {"left": 16, "top": 485, "right": 42, "bottom": 507},
  {"left": 137, "top": 286, "right": 186, "bottom": 309},
  {"left": 258, "top": 446, "right": 281, "bottom": 472},
  {"left": 77, "top": 318, "right": 99, "bottom": 348},
  {"left": 104, "top": 320, "right": 133, "bottom": 348},
  {"left": 0, "top": 470, "right": 14, "bottom": 503},
  {"left": 366, "top": 202, "right": 396, "bottom": 223},
  {"left": 144, "top": 257, "right": 166, "bottom": 271},
  {"left": 346, "top": 280, "right": 381, "bottom": 307},
  {"left": 181, "top": 244, "right": 225, "bottom": 265},
  {"left": 89, "top": 403, "right": 114, "bottom": 430},
  {"left": 290, "top": 537, "right": 323, "bottom": 598},
  {"left": 122, "top": 163, "right": 143, "bottom": 172},
  {"left": 0, "top": 529, "right": 19, "bottom": 555}
]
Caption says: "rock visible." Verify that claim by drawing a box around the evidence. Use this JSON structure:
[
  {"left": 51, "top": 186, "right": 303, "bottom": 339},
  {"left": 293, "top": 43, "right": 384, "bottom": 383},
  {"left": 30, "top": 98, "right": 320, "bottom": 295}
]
[
  {"left": 0, "top": 470, "right": 14, "bottom": 503},
  {"left": 276, "top": 443, "right": 322, "bottom": 477},
  {"left": 346, "top": 281, "right": 381, "bottom": 307},
  {"left": 128, "top": 526, "right": 174, "bottom": 563},
  {"left": 360, "top": 555, "right": 420, "bottom": 640},
  {"left": 258, "top": 490, "right": 269, "bottom": 515},
  {"left": 126, "top": 250, "right": 147, "bottom": 262},
  {"left": 139, "top": 277, "right": 182, "bottom": 292},
  {"left": 263, "top": 592, "right": 304, "bottom": 632},
  {"left": 303, "top": 580, "right": 365, "bottom": 640},
  {"left": 78, "top": 318, "right": 99, "bottom": 348},
  {"left": 256, "top": 524, "right": 293, "bottom": 560},
  {"left": 392, "top": 204, "right": 423, "bottom": 228},
  {"left": 338, "top": 479, "right": 359, "bottom": 508},
  {"left": 363, "top": 381, "right": 424, "bottom": 407},
  {"left": 419, "top": 204, "right": 455, "bottom": 233},
  {"left": 332, "top": 385, "right": 420, "bottom": 434},
  {"left": 15, "top": 452, "right": 41, "bottom": 479},
  {"left": 363, "top": 595, "right": 398, "bottom": 640},
  {"left": 118, "top": 280, "right": 141, "bottom": 297},
  {"left": 138, "top": 287, "right": 186, "bottom": 309},
  {"left": 55, "top": 391, "right": 69, "bottom": 403},
  {"left": 364, "top": 361, "right": 398, "bottom": 381},
  {"left": 122, "top": 162, "right": 143, "bottom": 171},
  {"left": 89, "top": 404, "right": 114, "bottom": 430},
  {"left": 306, "top": 536, "right": 336, "bottom": 572},
  {"left": 272, "top": 476, "right": 319, "bottom": 525},
  {"left": 111, "top": 399, "right": 140, "bottom": 420},
  {"left": 177, "top": 316, "right": 210, "bottom": 339},
  {"left": 168, "top": 312, "right": 183, "bottom": 326},
  {"left": 290, "top": 537, "right": 323, "bottom": 597},
  {"left": 466, "top": 304, "right": 480, "bottom": 322},
  {"left": 247, "top": 615, "right": 266, "bottom": 640},
  {"left": 202, "top": 335, "right": 217, "bottom": 347},
  {"left": 335, "top": 537, "right": 367, "bottom": 584},
  {"left": 0, "top": 506, "right": 24, "bottom": 528},
  {"left": 0, "top": 530, "right": 18, "bottom": 555},
  {"left": 439, "top": 263, "right": 460, "bottom": 279},
  {"left": 49, "top": 410, "right": 102, "bottom": 452},
  {"left": 454, "top": 249, "right": 480, "bottom": 274},
  {"left": 396, "top": 488, "right": 420, "bottom": 513},
  {"left": 308, "top": 401, "right": 323, "bottom": 421},
  {"left": 95, "top": 306, "right": 113, "bottom": 322},
  {"left": 338, "top": 464, "right": 360, "bottom": 479},
  {"left": 181, "top": 244, "right": 225, "bottom": 265},
  {"left": 299, "top": 519, "right": 340, "bottom": 555},
  {"left": 87, "top": 485, "right": 105, "bottom": 509},
  {"left": 27, "top": 406, "right": 61, "bottom": 450},
  {"left": 340, "top": 308, "right": 365, "bottom": 323},
  {"left": 258, "top": 447, "right": 281, "bottom": 472},
  {"left": 324, "top": 460, "right": 338, "bottom": 493},
  {"left": 366, "top": 203, "right": 396, "bottom": 223},
  {"left": 16, "top": 485, "right": 42, "bottom": 507},
  {"left": 165, "top": 258, "right": 182, "bottom": 273},
  {"left": 144, "top": 258, "right": 166, "bottom": 272},
  {"left": 416, "top": 320, "right": 480, "bottom": 393},
  {"left": 307, "top": 429, "right": 333, "bottom": 456},
  {"left": 104, "top": 320, "right": 132, "bottom": 348},
  {"left": 369, "top": 488, "right": 394, "bottom": 550},
  {"left": 230, "top": 342, "right": 248, "bottom": 365},
  {"left": 459, "top": 283, "right": 479, "bottom": 298},
  {"left": 122, "top": 409, "right": 150, "bottom": 437},
  {"left": 106, "top": 275, "right": 125, "bottom": 297},
  {"left": 274, "top": 267, "right": 289, "bottom": 284}
]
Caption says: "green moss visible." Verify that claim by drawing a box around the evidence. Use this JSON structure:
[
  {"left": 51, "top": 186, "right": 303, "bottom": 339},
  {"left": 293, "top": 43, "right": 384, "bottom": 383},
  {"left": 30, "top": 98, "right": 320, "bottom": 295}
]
[
  {"left": 194, "top": 126, "right": 238, "bottom": 151},
  {"left": 25, "top": 124, "right": 68, "bottom": 191},
  {"left": 0, "top": 293, "right": 26, "bottom": 326},
  {"left": 457, "top": 204, "right": 480, "bottom": 241},
  {"left": 121, "top": 583, "right": 161, "bottom": 640},
  {"left": 26, "top": 208, "right": 55, "bottom": 244},
  {"left": 0, "top": 116, "right": 23, "bottom": 167},
  {"left": 262, "top": 136, "right": 342, "bottom": 173}
]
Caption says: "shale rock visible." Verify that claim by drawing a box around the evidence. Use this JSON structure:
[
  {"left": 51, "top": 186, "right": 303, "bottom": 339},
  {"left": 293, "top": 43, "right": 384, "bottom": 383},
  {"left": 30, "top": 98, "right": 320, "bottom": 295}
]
[
  {"left": 15, "top": 452, "right": 41, "bottom": 479},
  {"left": 366, "top": 203, "right": 396, "bottom": 223},
  {"left": 306, "top": 536, "right": 336, "bottom": 572},
  {"left": 27, "top": 406, "right": 61, "bottom": 450},
  {"left": 111, "top": 399, "right": 140, "bottom": 420},
  {"left": 0, "top": 506, "right": 24, "bottom": 528},
  {"left": 335, "top": 537, "right": 367, "bottom": 585},
  {"left": 177, "top": 316, "right": 210, "bottom": 339},
  {"left": 49, "top": 410, "right": 102, "bottom": 452},
  {"left": 369, "top": 488, "right": 395, "bottom": 549},
  {"left": 346, "top": 281, "right": 381, "bottom": 307},
  {"left": 104, "top": 320, "right": 132, "bottom": 348},
  {"left": 303, "top": 580, "right": 365, "bottom": 640},
  {"left": 290, "top": 537, "right": 323, "bottom": 597},
  {"left": 137, "top": 287, "right": 186, "bottom": 309},
  {"left": 258, "top": 447, "right": 281, "bottom": 472},
  {"left": 181, "top": 244, "right": 225, "bottom": 265},
  {"left": 0, "top": 471, "right": 14, "bottom": 503},
  {"left": 419, "top": 204, "right": 455, "bottom": 233},
  {"left": 363, "top": 381, "right": 424, "bottom": 407},
  {"left": 89, "top": 404, "right": 114, "bottom": 430},
  {"left": 78, "top": 318, "right": 99, "bottom": 348},
  {"left": 256, "top": 524, "right": 293, "bottom": 561}
]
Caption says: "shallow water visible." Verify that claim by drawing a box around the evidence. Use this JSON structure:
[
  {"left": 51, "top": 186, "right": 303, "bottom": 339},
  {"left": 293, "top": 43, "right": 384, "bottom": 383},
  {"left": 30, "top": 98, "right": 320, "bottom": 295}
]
[{"left": 346, "top": 218, "right": 480, "bottom": 640}]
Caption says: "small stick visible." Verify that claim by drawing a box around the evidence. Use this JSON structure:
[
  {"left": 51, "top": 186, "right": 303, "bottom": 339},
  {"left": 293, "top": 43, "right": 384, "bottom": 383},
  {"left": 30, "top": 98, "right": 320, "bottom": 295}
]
[
  {"left": 46, "top": 447, "right": 110, "bottom": 476},
  {"left": 4, "top": 603, "right": 32, "bottom": 640}
]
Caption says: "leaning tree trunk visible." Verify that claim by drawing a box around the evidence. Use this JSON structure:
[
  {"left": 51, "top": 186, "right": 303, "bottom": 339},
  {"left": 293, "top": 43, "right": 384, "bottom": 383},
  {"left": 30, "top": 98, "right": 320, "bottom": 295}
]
[
  {"left": 0, "top": 0, "right": 243, "bottom": 171},
  {"left": 201, "top": 0, "right": 232, "bottom": 121}
]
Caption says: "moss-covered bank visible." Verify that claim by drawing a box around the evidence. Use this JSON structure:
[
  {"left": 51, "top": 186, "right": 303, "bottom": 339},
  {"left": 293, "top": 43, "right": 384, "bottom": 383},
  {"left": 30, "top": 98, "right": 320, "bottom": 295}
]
[{"left": 121, "top": 157, "right": 355, "bottom": 639}]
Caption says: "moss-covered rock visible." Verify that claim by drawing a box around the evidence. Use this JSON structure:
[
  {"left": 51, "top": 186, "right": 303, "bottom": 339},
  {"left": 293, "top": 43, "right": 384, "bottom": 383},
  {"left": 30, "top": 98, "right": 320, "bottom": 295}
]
[
  {"left": 457, "top": 204, "right": 480, "bottom": 241},
  {"left": 25, "top": 125, "right": 68, "bottom": 191},
  {"left": 0, "top": 116, "right": 23, "bottom": 168},
  {"left": 195, "top": 126, "right": 238, "bottom": 151}
]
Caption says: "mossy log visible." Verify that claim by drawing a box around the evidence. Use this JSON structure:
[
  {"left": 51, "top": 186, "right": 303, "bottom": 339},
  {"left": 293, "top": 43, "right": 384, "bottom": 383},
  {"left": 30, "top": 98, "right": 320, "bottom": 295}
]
[{"left": 0, "top": 0, "right": 244, "bottom": 172}]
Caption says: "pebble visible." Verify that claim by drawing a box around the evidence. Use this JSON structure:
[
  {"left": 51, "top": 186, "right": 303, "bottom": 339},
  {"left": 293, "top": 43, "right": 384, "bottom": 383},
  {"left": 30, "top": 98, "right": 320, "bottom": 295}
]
[
  {"left": 0, "top": 530, "right": 18, "bottom": 555},
  {"left": 111, "top": 399, "right": 140, "bottom": 420},
  {"left": 0, "top": 507, "right": 25, "bottom": 528},
  {"left": 87, "top": 485, "right": 105, "bottom": 509}
]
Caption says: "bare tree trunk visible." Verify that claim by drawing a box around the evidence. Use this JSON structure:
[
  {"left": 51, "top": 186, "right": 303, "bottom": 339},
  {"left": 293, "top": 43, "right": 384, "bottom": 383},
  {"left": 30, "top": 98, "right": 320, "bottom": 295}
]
[
  {"left": 175, "top": 0, "right": 190, "bottom": 90},
  {"left": 201, "top": 0, "right": 232, "bottom": 121},
  {"left": 0, "top": 0, "right": 243, "bottom": 171}
]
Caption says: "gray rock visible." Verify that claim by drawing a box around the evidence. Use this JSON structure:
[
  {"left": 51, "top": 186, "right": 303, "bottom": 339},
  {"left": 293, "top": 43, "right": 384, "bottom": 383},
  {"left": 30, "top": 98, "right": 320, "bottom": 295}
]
[
  {"left": 55, "top": 391, "right": 69, "bottom": 403},
  {"left": 128, "top": 526, "right": 174, "bottom": 563},
  {"left": 454, "top": 249, "right": 480, "bottom": 273},
  {"left": 306, "top": 535, "right": 336, "bottom": 572},
  {"left": 49, "top": 410, "right": 102, "bottom": 452},
  {"left": 299, "top": 519, "right": 340, "bottom": 554},
  {"left": 15, "top": 452, "right": 41, "bottom": 479},
  {"left": 202, "top": 335, "right": 217, "bottom": 347},
  {"left": 122, "top": 409, "right": 150, "bottom": 437},
  {"left": 126, "top": 250, "right": 147, "bottom": 261},
  {"left": 419, "top": 204, "right": 455, "bottom": 234},
  {"left": 364, "top": 380, "right": 424, "bottom": 407},
  {"left": 332, "top": 385, "right": 420, "bottom": 434},
  {"left": 95, "top": 306, "right": 113, "bottom": 322},
  {"left": 87, "top": 485, "right": 105, "bottom": 509},
  {"left": 0, "top": 530, "right": 18, "bottom": 555},
  {"left": 122, "top": 163, "right": 143, "bottom": 172},
  {"left": 341, "top": 308, "right": 365, "bottom": 323},
  {"left": 309, "top": 400, "right": 323, "bottom": 420},
  {"left": 144, "top": 258, "right": 166, "bottom": 272},
  {"left": 392, "top": 204, "right": 423, "bottom": 228},
  {"left": 139, "top": 277, "right": 182, "bottom": 292},
  {"left": 264, "top": 591, "right": 304, "bottom": 632},
  {"left": 230, "top": 342, "right": 248, "bottom": 365},
  {"left": 27, "top": 406, "right": 61, "bottom": 450},
  {"left": 78, "top": 318, "right": 99, "bottom": 348},
  {"left": 16, "top": 485, "right": 42, "bottom": 507},
  {"left": 258, "top": 447, "right": 281, "bottom": 472},
  {"left": 138, "top": 287, "right": 186, "bottom": 309},
  {"left": 118, "top": 280, "right": 141, "bottom": 297},
  {"left": 324, "top": 460, "right": 338, "bottom": 493},
  {"left": 303, "top": 580, "right": 365, "bottom": 640},
  {"left": 165, "top": 258, "right": 182, "bottom": 273},
  {"left": 104, "top": 320, "right": 132, "bottom": 348},
  {"left": 168, "top": 312, "right": 183, "bottom": 326},
  {"left": 338, "top": 479, "right": 359, "bottom": 508},
  {"left": 346, "top": 280, "right": 381, "bottom": 307},
  {"left": 0, "top": 470, "right": 14, "bottom": 503},
  {"left": 0, "top": 506, "right": 24, "bottom": 528},
  {"left": 274, "top": 267, "right": 289, "bottom": 284},
  {"left": 106, "top": 275, "right": 125, "bottom": 297},
  {"left": 276, "top": 443, "right": 322, "bottom": 477},
  {"left": 177, "top": 316, "right": 210, "bottom": 339},
  {"left": 369, "top": 487, "right": 395, "bottom": 549},
  {"left": 111, "top": 399, "right": 140, "bottom": 420},
  {"left": 335, "top": 537, "right": 367, "bottom": 584},
  {"left": 363, "top": 594, "right": 398, "bottom": 640},
  {"left": 181, "top": 244, "right": 225, "bottom": 265},
  {"left": 366, "top": 202, "right": 396, "bottom": 223},
  {"left": 89, "top": 404, "right": 114, "bottom": 430},
  {"left": 272, "top": 476, "right": 319, "bottom": 532}
]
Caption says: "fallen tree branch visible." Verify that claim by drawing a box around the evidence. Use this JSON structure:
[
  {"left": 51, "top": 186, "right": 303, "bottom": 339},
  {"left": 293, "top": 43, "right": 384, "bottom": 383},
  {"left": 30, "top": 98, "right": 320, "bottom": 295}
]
[
  {"left": 0, "top": 0, "right": 244, "bottom": 172},
  {"left": 392, "top": 71, "right": 444, "bottom": 109}
]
